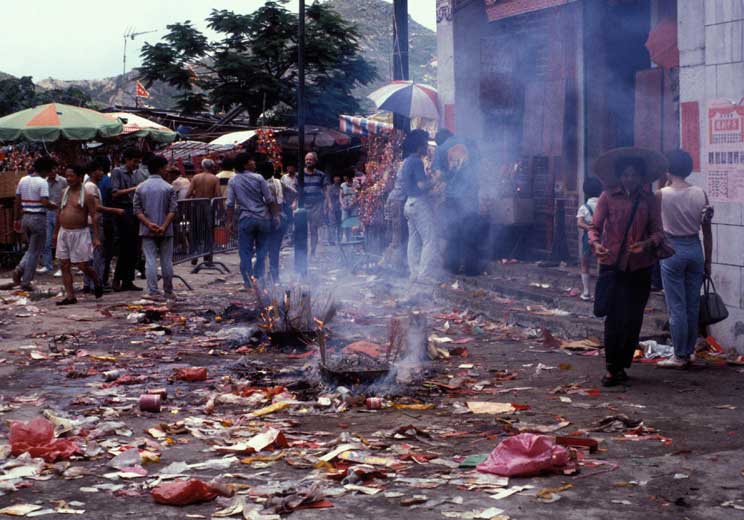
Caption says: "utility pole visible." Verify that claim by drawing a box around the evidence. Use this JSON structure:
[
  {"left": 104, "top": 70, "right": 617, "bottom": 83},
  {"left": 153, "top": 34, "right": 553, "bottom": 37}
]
[
  {"left": 294, "top": 0, "right": 308, "bottom": 277},
  {"left": 123, "top": 27, "right": 157, "bottom": 91},
  {"left": 393, "top": 0, "right": 410, "bottom": 131}
]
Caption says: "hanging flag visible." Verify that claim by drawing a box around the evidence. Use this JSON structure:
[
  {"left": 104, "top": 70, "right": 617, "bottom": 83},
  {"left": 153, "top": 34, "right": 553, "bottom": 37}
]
[
  {"left": 135, "top": 80, "right": 150, "bottom": 98},
  {"left": 186, "top": 65, "right": 198, "bottom": 84}
]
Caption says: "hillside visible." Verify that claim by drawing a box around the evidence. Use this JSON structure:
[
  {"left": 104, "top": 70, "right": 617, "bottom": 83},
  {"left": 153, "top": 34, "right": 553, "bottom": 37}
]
[{"left": 8, "top": 0, "right": 436, "bottom": 112}]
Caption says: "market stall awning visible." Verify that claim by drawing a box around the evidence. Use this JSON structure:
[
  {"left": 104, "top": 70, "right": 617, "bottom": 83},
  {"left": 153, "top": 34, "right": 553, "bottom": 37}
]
[
  {"left": 339, "top": 115, "right": 393, "bottom": 136},
  {"left": 108, "top": 112, "right": 177, "bottom": 143},
  {"left": 209, "top": 130, "right": 258, "bottom": 147},
  {"left": 0, "top": 103, "right": 123, "bottom": 142},
  {"left": 278, "top": 126, "right": 352, "bottom": 150},
  {"left": 161, "top": 140, "right": 235, "bottom": 161}
]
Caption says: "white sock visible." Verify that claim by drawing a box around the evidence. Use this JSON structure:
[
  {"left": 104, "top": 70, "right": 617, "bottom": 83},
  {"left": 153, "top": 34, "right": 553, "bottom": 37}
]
[{"left": 581, "top": 273, "right": 591, "bottom": 295}]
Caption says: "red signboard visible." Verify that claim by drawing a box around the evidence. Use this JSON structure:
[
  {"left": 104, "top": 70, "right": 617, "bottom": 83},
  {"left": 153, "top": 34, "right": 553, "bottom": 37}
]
[
  {"left": 485, "top": 0, "right": 570, "bottom": 21},
  {"left": 681, "top": 101, "right": 700, "bottom": 171}
]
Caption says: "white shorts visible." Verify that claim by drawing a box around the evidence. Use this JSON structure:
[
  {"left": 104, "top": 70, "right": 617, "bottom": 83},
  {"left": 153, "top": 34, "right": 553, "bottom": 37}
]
[{"left": 56, "top": 227, "right": 93, "bottom": 264}]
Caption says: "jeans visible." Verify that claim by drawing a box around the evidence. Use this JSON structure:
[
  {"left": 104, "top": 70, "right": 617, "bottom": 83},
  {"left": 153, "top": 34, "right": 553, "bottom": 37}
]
[
  {"left": 661, "top": 236, "right": 705, "bottom": 358},
  {"left": 404, "top": 196, "right": 440, "bottom": 281},
  {"left": 603, "top": 266, "right": 651, "bottom": 374},
  {"left": 142, "top": 236, "right": 174, "bottom": 295},
  {"left": 41, "top": 211, "right": 56, "bottom": 270},
  {"left": 16, "top": 213, "right": 47, "bottom": 286},
  {"left": 238, "top": 218, "right": 271, "bottom": 286},
  {"left": 267, "top": 218, "right": 287, "bottom": 282}
]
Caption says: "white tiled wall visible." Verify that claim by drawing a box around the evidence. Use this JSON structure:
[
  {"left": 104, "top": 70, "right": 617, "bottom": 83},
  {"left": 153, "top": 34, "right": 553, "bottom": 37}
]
[{"left": 679, "top": 0, "right": 744, "bottom": 351}]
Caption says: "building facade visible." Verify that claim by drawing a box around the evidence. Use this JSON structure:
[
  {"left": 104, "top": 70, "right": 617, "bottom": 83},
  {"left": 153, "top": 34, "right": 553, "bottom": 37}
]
[{"left": 438, "top": 0, "right": 744, "bottom": 352}]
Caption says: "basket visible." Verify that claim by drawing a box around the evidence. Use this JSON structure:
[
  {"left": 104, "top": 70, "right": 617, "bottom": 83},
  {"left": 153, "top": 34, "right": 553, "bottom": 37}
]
[{"left": 0, "top": 171, "right": 25, "bottom": 199}]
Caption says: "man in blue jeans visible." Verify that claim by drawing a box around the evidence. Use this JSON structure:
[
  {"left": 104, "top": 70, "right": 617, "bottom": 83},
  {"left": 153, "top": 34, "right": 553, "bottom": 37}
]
[{"left": 225, "top": 153, "right": 280, "bottom": 287}]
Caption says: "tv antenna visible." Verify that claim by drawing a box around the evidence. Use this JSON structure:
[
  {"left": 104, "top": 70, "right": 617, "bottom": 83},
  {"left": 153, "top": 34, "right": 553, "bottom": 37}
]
[{"left": 123, "top": 27, "right": 158, "bottom": 78}]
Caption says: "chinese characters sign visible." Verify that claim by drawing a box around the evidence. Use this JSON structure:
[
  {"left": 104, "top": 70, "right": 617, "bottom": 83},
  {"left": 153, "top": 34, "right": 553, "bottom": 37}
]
[{"left": 704, "top": 99, "right": 744, "bottom": 202}]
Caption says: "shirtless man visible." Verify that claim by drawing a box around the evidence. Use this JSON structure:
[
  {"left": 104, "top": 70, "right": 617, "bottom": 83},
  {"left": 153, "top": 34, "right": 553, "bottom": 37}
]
[
  {"left": 187, "top": 158, "right": 221, "bottom": 199},
  {"left": 53, "top": 165, "right": 103, "bottom": 305}
]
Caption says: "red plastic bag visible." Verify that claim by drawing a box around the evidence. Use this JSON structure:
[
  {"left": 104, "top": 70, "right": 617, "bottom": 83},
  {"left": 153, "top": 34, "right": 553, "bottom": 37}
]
[
  {"left": 151, "top": 479, "right": 220, "bottom": 505},
  {"left": 9, "top": 417, "right": 80, "bottom": 462},
  {"left": 476, "top": 433, "right": 570, "bottom": 477},
  {"left": 174, "top": 367, "right": 208, "bottom": 382}
]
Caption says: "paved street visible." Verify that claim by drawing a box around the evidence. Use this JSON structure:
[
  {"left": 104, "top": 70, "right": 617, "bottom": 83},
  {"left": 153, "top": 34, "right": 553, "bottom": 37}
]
[{"left": 0, "top": 246, "right": 743, "bottom": 519}]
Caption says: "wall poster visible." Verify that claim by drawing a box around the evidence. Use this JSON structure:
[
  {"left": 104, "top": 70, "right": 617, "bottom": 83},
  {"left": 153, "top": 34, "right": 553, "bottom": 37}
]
[{"left": 704, "top": 99, "right": 744, "bottom": 202}]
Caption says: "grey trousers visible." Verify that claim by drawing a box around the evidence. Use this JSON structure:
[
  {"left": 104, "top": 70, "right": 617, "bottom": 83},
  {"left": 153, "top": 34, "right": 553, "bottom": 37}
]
[
  {"left": 16, "top": 213, "right": 47, "bottom": 286},
  {"left": 142, "top": 236, "right": 174, "bottom": 295},
  {"left": 404, "top": 197, "right": 440, "bottom": 281}
]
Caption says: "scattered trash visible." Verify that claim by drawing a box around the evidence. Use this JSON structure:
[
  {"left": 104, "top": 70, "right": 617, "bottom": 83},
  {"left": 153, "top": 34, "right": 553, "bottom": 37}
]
[
  {"left": 9, "top": 418, "right": 80, "bottom": 462},
  {"left": 476, "top": 433, "right": 571, "bottom": 477},
  {"left": 139, "top": 394, "right": 162, "bottom": 412},
  {"left": 151, "top": 479, "right": 229, "bottom": 506},
  {"left": 173, "top": 367, "right": 208, "bottom": 382}
]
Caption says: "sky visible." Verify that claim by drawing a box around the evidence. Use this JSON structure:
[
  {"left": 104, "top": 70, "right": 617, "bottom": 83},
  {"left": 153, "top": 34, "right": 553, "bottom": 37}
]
[{"left": 0, "top": 0, "right": 436, "bottom": 81}]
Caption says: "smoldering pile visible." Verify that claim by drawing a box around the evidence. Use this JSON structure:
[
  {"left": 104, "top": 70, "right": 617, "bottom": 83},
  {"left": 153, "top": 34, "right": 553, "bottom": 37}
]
[
  {"left": 319, "top": 313, "right": 429, "bottom": 387},
  {"left": 252, "top": 284, "right": 337, "bottom": 349}
]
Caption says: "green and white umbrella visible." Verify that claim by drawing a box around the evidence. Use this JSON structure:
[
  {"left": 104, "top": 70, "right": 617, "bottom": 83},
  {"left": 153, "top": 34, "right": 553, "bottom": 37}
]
[{"left": 0, "top": 103, "right": 123, "bottom": 142}]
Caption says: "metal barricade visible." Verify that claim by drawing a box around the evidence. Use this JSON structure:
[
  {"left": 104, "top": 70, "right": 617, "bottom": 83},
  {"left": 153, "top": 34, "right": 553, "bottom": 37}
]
[
  {"left": 173, "top": 198, "right": 213, "bottom": 265},
  {"left": 210, "top": 197, "right": 239, "bottom": 256},
  {"left": 172, "top": 197, "right": 238, "bottom": 277}
]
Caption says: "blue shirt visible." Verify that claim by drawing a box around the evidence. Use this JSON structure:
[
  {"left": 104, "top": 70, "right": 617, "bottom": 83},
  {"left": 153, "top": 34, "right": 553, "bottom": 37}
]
[
  {"left": 400, "top": 155, "right": 428, "bottom": 198},
  {"left": 226, "top": 170, "right": 274, "bottom": 221},
  {"left": 133, "top": 175, "right": 178, "bottom": 237}
]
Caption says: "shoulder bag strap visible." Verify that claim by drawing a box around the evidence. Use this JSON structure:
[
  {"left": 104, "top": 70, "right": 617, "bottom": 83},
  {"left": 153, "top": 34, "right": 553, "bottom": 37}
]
[{"left": 614, "top": 194, "right": 641, "bottom": 270}]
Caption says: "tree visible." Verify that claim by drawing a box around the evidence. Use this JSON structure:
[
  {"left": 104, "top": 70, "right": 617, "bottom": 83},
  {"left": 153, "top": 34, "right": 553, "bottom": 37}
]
[
  {"left": 138, "top": 1, "right": 376, "bottom": 126},
  {"left": 0, "top": 76, "right": 36, "bottom": 117},
  {"left": 0, "top": 77, "right": 92, "bottom": 117}
]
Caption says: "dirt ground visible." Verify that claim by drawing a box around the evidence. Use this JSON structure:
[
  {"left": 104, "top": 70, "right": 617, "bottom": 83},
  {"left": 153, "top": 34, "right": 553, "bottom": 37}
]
[{"left": 0, "top": 245, "right": 743, "bottom": 520}]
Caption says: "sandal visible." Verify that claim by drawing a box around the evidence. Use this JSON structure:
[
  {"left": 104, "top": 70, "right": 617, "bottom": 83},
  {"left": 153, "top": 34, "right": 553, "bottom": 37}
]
[{"left": 56, "top": 298, "right": 78, "bottom": 306}]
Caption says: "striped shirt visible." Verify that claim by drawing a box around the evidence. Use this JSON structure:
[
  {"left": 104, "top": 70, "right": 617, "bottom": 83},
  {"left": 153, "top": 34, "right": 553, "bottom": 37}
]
[
  {"left": 302, "top": 169, "right": 329, "bottom": 205},
  {"left": 16, "top": 174, "right": 49, "bottom": 213}
]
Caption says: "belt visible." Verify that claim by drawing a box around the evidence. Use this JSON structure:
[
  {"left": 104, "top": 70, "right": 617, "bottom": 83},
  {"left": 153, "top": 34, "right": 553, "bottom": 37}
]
[
  {"left": 666, "top": 233, "right": 699, "bottom": 239},
  {"left": 22, "top": 211, "right": 46, "bottom": 215}
]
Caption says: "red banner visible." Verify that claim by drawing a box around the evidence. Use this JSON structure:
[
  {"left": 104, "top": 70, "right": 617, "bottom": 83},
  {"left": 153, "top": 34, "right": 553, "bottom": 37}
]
[
  {"left": 681, "top": 101, "right": 700, "bottom": 171},
  {"left": 135, "top": 80, "right": 150, "bottom": 99},
  {"left": 485, "top": 0, "right": 569, "bottom": 21}
]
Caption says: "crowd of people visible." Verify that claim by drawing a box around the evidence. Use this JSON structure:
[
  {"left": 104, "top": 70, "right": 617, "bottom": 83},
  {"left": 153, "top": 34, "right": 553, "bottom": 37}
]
[{"left": 6, "top": 146, "right": 366, "bottom": 301}]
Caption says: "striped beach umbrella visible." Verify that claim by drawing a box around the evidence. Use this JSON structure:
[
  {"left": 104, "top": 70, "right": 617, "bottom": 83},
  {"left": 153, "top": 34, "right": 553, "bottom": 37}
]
[
  {"left": 367, "top": 81, "right": 440, "bottom": 120},
  {"left": 108, "top": 112, "right": 177, "bottom": 143},
  {"left": 0, "top": 103, "right": 123, "bottom": 142}
]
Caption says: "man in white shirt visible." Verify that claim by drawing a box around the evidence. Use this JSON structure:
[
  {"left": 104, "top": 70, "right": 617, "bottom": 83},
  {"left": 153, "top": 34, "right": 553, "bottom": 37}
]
[{"left": 13, "top": 156, "right": 57, "bottom": 290}]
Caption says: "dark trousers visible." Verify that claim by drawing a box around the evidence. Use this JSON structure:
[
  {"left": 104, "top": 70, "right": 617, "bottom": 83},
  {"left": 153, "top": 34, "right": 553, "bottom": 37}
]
[
  {"left": 603, "top": 266, "right": 652, "bottom": 374},
  {"left": 442, "top": 199, "right": 484, "bottom": 276},
  {"left": 114, "top": 210, "right": 140, "bottom": 285}
]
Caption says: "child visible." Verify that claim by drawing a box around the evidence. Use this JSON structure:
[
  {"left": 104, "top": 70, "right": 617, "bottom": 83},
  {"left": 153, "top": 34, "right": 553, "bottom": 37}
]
[
  {"left": 576, "top": 177, "right": 603, "bottom": 301},
  {"left": 340, "top": 173, "right": 357, "bottom": 241}
]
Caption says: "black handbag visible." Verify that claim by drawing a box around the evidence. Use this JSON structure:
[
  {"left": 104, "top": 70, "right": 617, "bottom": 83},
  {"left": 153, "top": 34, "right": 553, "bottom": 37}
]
[
  {"left": 700, "top": 275, "right": 728, "bottom": 326},
  {"left": 593, "top": 195, "right": 641, "bottom": 318}
]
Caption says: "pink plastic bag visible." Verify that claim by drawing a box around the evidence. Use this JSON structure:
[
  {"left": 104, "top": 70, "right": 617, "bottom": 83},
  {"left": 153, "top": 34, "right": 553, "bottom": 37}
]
[
  {"left": 476, "top": 433, "right": 570, "bottom": 477},
  {"left": 9, "top": 417, "right": 80, "bottom": 462}
]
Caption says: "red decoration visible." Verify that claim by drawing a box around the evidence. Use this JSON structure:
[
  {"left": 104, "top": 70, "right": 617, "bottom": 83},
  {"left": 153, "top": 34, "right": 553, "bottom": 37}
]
[{"left": 256, "top": 127, "right": 283, "bottom": 171}]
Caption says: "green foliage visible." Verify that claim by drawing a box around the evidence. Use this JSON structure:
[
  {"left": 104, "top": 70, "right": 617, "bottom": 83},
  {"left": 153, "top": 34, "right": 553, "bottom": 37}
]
[
  {"left": 138, "top": 1, "right": 376, "bottom": 125},
  {"left": 0, "top": 76, "right": 92, "bottom": 117}
]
